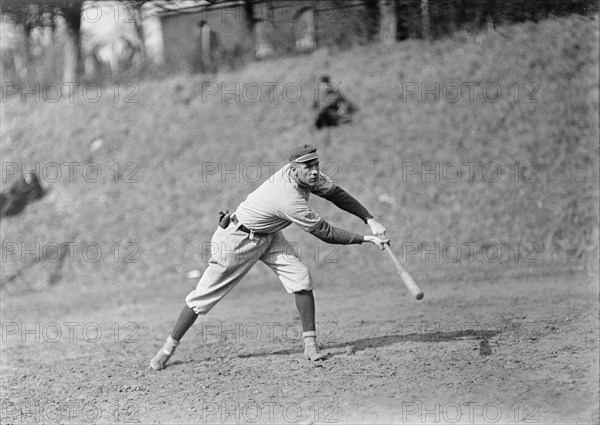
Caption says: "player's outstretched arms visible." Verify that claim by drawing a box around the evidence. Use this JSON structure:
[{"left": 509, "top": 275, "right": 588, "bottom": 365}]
[
  {"left": 309, "top": 220, "right": 389, "bottom": 248},
  {"left": 309, "top": 220, "right": 364, "bottom": 245},
  {"left": 321, "top": 186, "right": 374, "bottom": 224}
]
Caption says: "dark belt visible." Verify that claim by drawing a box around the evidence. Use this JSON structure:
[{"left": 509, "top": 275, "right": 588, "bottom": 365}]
[{"left": 232, "top": 216, "right": 269, "bottom": 237}]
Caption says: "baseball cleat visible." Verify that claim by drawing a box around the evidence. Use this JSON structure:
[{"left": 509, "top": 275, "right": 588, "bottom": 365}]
[
  {"left": 304, "top": 342, "right": 326, "bottom": 361},
  {"left": 149, "top": 348, "right": 172, "bottom": 371}
]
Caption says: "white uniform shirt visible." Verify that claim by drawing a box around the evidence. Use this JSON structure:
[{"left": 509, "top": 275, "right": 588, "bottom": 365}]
[{"left": 235, "top": 163, "right": 334, "bottom": 233}]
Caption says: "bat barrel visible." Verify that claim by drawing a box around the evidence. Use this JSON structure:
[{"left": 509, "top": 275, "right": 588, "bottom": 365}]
[{"left": 383, "top": 244, "right": 424, "bottom": 300}]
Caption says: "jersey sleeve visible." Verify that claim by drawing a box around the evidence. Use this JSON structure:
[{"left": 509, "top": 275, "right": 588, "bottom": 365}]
[
  {"left": 309, "top": 220, "right": 364, "bottom": 245},
  {"left": 310, "top": 171, "right": 335, "bottom": 197},
  {"left": 321, "top": 185, "right": 374, "bottom": 224}
]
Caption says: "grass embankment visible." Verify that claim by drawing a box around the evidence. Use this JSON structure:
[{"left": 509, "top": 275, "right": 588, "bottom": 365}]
[{"left": 1, "top": 14, "right": 598, "bottom": 300}]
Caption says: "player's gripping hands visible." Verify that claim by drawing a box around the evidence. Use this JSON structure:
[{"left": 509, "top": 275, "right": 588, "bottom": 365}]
[{"left": 365, "top": 218, "right": 389, "bottom": 249}]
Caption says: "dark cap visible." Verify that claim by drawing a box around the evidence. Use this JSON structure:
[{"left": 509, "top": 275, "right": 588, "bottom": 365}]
[{"left": 289, "top": 145, "right": 319, "bottom": 163}]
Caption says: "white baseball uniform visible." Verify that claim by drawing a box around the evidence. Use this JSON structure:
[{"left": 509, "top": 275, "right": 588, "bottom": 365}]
[{"left": 186, "top": 164, "right": 338, "bottom": 314}]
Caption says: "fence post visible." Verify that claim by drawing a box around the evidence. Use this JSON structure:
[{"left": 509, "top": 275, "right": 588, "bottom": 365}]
[
  {"left": 313, "top": 0, "right": 319, "bottom": 49},
  {"left": 379, "top": 0, "right": 397, "bottom": 45},
  {"left": 421, "top": 0, "right": 430, "bottom": 40}
]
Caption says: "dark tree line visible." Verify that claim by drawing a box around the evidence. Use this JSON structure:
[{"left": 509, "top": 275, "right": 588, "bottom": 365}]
[
  {"left": 395, "top": 0, "right": 597, "bottom": 40},
  {"left": 1, "top": 0, "right": 597, "bottom": 83}
]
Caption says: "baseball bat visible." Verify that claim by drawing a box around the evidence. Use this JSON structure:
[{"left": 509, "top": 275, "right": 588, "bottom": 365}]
[{"left": 383, "top": 243, "right": 424, "bottom": 300}]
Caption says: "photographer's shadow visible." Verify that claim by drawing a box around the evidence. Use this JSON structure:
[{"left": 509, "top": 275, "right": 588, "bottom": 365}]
[
  {"left": 239, "top": 329, "right": 500, "bottom": 359},
  {"left": 323, "top": 328, "right": 500, "bottom": 356}
]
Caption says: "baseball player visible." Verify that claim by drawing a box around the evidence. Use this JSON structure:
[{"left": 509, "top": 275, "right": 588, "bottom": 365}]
[
  {"left": 313, "top": 75, "right": 358, "bottom": 129},
  {"left": 149, "top": 145, "right": 388, "bottom": 370}
]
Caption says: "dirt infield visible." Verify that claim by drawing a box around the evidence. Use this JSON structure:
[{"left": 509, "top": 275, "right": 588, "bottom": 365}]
[{"left": 2, "top": 261, "right": 598, "bottom": 424}]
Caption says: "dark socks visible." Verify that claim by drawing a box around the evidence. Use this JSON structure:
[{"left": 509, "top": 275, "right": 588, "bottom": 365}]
[
  {"left": 167, "top": 294, "right": 315, "bottom": 352},
  {"left": 171, "top": 305, "right": 199, "bottom": 341},
  {"left": 294, "top": 290, "right": 316, "bottom": 333}
]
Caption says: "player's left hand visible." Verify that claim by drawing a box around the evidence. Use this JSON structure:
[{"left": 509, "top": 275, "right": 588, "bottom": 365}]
[
  {"left": 364, "top": 235, "right": 389, "bottom": 249},
  {"left": 367, "top": 218, "right": 387, "bottom": 239}
]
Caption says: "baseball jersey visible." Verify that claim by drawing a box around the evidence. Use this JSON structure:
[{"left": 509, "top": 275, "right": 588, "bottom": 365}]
[{"left": 235, "top": 163, "right": 334, "bottom": 233}]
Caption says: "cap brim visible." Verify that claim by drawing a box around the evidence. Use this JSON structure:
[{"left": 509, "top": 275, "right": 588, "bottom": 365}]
[{"left": 292, "top": 152, "right": 319, "bottom": 163}]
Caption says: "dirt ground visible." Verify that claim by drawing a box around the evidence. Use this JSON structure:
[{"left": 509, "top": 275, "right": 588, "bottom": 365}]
[{"left": 1, "top": 259, "right": 598, "bottom": 425}]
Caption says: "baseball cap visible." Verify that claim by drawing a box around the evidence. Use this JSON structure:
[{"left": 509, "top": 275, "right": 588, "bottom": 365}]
[{"left": 289, "top": 145, "right": 319, "bottom": 163}]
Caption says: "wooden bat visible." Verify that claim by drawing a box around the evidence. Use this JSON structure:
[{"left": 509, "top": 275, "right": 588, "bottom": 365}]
[{"left": 383, "top": 243, "right": 424, "bottom": 300}]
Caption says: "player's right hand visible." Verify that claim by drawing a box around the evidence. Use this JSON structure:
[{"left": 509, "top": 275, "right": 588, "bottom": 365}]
[
  {"left": 364, "top": 235, "right": 389, "bottom": 250},
  {"left": 367, "top": 218, "right": 387, "bottom": 237}
]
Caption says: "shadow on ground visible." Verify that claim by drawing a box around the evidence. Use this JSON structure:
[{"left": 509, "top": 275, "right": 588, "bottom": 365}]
[{"left": 236, "top": 329, "right": 500, "bottom": 359}]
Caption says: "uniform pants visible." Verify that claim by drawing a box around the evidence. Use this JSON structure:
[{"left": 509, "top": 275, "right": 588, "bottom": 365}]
[{"left": 185, "top": 222, "right": 313, "bottom": 315}]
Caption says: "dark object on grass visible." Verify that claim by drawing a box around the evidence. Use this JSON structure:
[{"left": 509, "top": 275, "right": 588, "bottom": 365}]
[
  {"left": 0, "top": 173, "right": 46, "bottom": 218},
  {"left": 479, "top": 340, "right": 492, "bottom": 356},
  {"left": 314, "top": 75, "right": 358, "bottom": 130}
]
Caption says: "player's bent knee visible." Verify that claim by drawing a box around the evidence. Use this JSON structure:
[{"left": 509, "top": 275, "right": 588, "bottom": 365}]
[
  {"left": 285, "top": 276, "right": 314, "bottom": 293},
  {"left": 185, "top": 293, "right": 217, "bottom": 315}
]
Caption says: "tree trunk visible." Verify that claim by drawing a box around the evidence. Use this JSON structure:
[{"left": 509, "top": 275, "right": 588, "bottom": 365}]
[
  {"left": 127, "top": 3, "right": 147, "bottom": 62},
  {"left": 379, "top": 0, "right": 397, "bottom": 45},
  {"left": 59, "top": 3, "right": 82, "bottom": 82},
  {"left": 421, "top": 0, "right": 430, "bottom": 40},
  {"left": 487, "top": 0, "right": 496, "bottom": 34},
  {"left": 313, "top": 0, "right": 319, "bottom": 48},
  {"left": 243, "top": 0, "right": 255, "bottom": 31},
  {"left": 364, "top": 0, "right": 379, "bottom": 41}
]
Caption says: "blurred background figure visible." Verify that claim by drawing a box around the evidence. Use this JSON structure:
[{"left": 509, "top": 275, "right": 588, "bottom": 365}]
[
  {"left": 81, "top": 1, "right": 143, "bottom": 81},
  {"left": 84, "top": 36, "right": 141, "bottom": 81},
  {"left": 0, "top": 11, "right": 29, "bottom": 81},
  {"left": 313, "top": 75, "right": 358, "bottom": 130}
]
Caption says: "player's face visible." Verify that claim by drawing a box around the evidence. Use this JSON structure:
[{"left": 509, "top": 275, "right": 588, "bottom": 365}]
[{"left": 295, "top": 159, "right": 320, "bottom": 187}]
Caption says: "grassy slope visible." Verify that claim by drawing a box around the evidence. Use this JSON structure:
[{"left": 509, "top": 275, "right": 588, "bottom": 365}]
[{"left": 1, "top": 14, "right": 598, "bottom": 299}]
